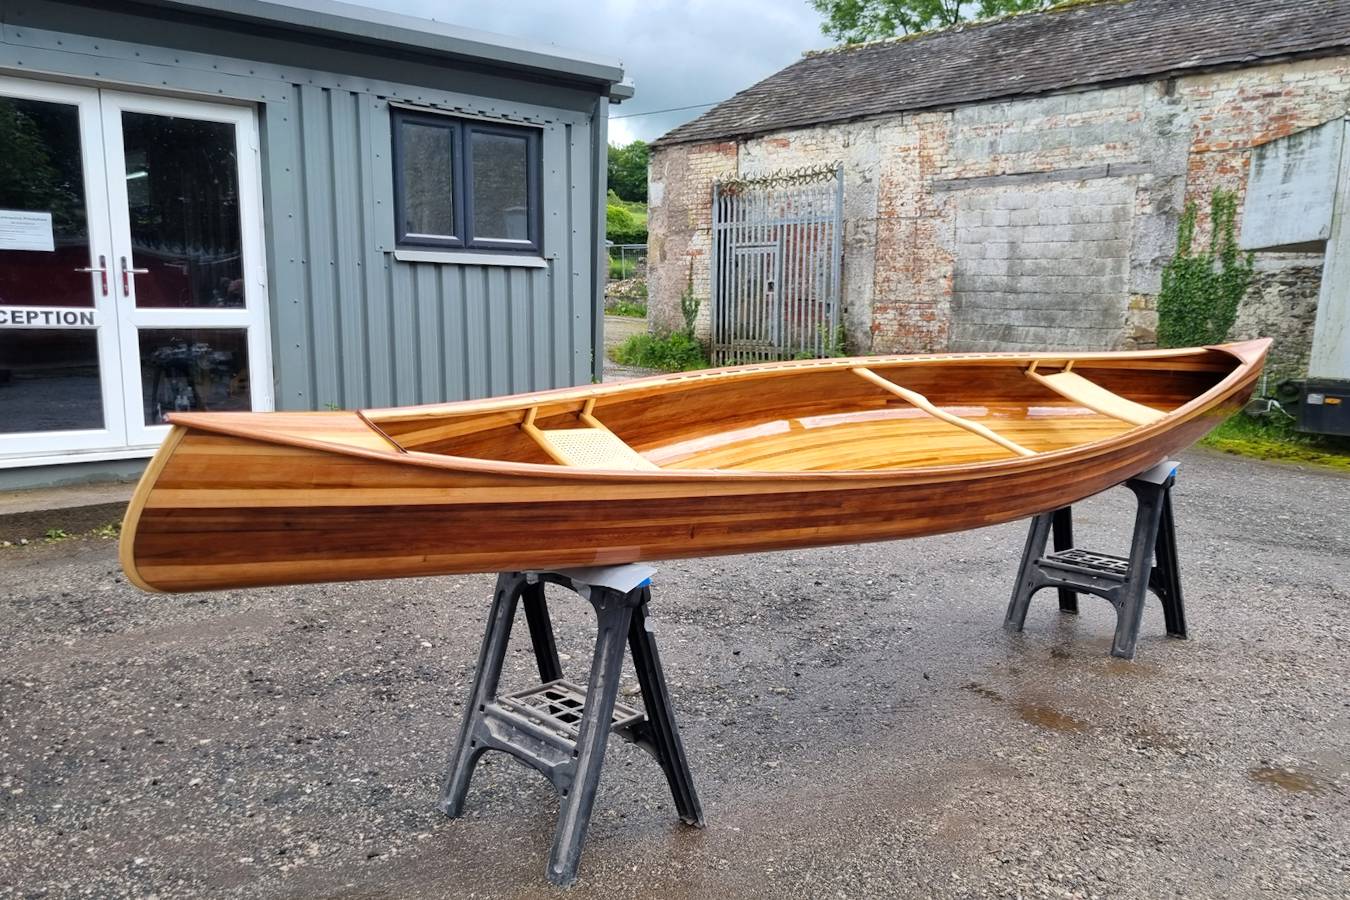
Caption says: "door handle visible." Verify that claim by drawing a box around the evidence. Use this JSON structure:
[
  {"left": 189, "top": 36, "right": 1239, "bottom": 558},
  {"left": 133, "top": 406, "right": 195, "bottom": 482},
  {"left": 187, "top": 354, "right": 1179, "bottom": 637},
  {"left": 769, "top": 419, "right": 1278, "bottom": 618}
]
[
  {"left": 120, "top": 255, "right": 150, "bottom": 297},
  {"left": 74, "top": 255, "right": 109, "bottom": 297}
]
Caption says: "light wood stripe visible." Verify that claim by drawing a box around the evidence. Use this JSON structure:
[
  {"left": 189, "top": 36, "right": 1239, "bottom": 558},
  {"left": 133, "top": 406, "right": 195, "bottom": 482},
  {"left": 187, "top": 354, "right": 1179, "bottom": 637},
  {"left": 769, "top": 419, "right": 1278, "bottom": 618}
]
[
  {"left": 852, "top": 367, "right": 1036, "bottom": 457},
  {"left": 1027, "top": 367, "right": 1166, "bottom": 426}
]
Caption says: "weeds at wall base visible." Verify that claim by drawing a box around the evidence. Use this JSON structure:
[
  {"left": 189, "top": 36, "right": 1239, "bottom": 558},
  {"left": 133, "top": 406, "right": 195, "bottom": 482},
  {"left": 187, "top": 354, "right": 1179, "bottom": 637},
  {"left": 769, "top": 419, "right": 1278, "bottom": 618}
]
[{"left": 1199, "top": 412, "right": 1350, "bottom": 470}]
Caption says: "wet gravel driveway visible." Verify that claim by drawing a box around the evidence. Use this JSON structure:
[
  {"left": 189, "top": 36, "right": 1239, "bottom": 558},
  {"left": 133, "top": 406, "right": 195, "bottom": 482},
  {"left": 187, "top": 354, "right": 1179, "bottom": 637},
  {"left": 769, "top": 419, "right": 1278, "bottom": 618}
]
[{"left": 2, "top": 450, "right": 1348, "bottom": 898}]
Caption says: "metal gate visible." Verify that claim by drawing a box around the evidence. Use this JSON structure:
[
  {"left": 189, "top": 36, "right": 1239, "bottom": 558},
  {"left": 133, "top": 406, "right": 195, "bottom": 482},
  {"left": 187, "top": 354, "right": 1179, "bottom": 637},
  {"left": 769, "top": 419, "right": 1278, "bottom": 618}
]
[{"left": 711, "top": 165, "right": 843, "bottom": 365}]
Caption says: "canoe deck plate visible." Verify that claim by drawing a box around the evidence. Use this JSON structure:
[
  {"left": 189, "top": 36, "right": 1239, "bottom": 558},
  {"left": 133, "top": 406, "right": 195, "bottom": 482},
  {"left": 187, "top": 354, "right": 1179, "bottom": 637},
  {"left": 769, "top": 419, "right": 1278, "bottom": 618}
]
[
  {"left": 1004, "top": 459, "right": 1187, "bottom": 660},
  {"left": 440, "top": 569, "right": 703, "bottom": 887}
]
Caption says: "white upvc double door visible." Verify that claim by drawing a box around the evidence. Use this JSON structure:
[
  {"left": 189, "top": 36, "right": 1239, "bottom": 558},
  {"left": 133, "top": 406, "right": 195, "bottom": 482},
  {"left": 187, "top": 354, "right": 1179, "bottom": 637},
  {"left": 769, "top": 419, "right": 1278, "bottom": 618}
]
[{"left": 0, "top": 76, "right": 272, "bottom": 463}]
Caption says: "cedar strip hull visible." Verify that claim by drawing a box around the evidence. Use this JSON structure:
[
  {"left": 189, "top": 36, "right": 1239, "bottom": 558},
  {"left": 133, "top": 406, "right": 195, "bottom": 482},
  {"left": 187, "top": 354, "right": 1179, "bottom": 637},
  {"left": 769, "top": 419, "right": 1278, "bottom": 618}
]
[{"left": 122, "top": 343, "right": 1261, "bottom": 593}]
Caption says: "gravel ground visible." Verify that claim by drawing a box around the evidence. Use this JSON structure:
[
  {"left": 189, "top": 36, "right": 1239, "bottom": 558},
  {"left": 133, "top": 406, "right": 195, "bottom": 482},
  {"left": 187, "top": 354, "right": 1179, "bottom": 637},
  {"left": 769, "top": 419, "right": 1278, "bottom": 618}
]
[
  {"left": 601, "top": 314, "right": 658, "bottom": 382},
  {"left": 2, "top": 450, "right": 1348, "bottom": 899}
]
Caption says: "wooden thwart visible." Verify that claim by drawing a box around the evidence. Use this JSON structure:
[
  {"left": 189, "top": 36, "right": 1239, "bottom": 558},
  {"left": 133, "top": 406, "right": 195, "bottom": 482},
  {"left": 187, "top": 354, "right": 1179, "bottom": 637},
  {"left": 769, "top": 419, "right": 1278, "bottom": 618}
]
[
  {"left": 851, "top": 367, "right": 1035, "bottom": 457},
  {"left": 1026, "top": 362, "right": 1165, "bottom": 427}
]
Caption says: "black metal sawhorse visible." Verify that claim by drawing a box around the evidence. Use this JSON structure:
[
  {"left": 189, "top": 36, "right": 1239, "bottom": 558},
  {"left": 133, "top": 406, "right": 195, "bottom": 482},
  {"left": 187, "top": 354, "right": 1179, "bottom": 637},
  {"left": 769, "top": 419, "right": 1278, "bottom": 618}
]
[
  {"left": 441, "top": 565, "right": 703, "bottom": 887},
  {"left": 1004, "top": 459, "right": 1187, "bottom": 660}
]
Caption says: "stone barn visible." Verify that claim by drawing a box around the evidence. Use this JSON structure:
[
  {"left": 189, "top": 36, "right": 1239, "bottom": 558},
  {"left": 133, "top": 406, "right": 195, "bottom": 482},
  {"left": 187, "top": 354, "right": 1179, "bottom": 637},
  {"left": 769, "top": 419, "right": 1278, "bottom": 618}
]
[{"left": 647, "top": 0, "right": 1350, "bottom": 382}]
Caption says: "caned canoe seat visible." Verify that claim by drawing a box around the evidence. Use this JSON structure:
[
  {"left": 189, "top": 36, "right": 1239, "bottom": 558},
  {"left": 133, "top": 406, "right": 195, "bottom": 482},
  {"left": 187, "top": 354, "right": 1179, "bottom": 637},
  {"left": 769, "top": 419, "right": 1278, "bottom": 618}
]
[
  {"left": 1027, "top": 363, "right": 1165, "bottom": 427},
  {"left": 520, "top": 401, "right": 659, "bottom": 470},
  {"left": 531, "top": 427, "right": 659, "bottom": 470}
]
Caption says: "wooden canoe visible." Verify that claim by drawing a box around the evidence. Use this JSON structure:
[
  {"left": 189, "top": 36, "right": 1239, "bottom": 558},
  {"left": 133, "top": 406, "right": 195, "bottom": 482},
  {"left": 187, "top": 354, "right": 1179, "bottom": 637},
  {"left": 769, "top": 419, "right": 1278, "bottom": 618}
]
[{"left": 120, "top": 339, "right": 1269, "bottom": 593}]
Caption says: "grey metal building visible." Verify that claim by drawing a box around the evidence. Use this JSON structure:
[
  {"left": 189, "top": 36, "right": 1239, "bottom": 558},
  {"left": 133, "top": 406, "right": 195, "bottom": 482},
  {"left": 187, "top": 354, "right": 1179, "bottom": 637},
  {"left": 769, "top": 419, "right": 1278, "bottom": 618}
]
[{"left": 0, "top": 0, "right": 628, "bottom": 487}]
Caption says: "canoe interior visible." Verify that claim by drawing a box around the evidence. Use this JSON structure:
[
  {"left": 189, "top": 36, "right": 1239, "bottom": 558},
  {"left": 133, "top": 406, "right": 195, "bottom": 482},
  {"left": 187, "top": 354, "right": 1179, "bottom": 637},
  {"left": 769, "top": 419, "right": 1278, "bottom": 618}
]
[{"left": 361, "top": 351, "right": 1235, "bottom": 473}]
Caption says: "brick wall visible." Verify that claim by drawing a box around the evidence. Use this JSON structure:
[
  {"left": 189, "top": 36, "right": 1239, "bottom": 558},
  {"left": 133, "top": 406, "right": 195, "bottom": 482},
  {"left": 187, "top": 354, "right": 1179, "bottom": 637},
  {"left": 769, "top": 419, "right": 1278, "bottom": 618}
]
[
  {"left": 647, "top": 141, "right": 737, "bottom": 336},
  {"left": 648, "top": 54, "right": 1350, "bottom": 373}
]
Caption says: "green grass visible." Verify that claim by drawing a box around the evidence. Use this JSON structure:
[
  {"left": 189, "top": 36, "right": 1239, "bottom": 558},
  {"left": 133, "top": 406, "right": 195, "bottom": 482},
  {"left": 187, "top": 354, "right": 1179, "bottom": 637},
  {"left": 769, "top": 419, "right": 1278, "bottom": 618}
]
[
  {"left": 608, "top": 255, "right": 637, "bottom": 280},
  {"left": 1199, "top": 412, "right": 1350, "bottom": 470},
  {"left": 606, "top": 298, "right": 648, "bottom": 318},
  {"left": 609, "top": 332, "right": 708, "bottom": 372}
]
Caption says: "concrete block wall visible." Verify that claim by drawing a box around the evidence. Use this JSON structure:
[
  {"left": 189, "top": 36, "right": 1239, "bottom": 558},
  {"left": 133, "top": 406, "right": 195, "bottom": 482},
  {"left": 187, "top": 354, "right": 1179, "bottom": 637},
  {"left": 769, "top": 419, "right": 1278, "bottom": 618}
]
[
  {"left": 648, "top": 54, "right": 1350, "bottom": 371},
  {"left": 949, "top": 182, "right": 1133, "bottom": 351}
]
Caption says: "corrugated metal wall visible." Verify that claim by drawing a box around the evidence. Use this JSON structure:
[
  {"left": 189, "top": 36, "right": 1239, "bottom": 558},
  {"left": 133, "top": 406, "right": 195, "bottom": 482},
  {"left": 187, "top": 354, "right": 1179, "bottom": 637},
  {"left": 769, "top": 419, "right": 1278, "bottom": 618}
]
[
  {"left": 262, "top": 87, "right": 597, "bottom": 411},
  {"left": 2, "top": 0, "right": 606, "bottom": 418}
]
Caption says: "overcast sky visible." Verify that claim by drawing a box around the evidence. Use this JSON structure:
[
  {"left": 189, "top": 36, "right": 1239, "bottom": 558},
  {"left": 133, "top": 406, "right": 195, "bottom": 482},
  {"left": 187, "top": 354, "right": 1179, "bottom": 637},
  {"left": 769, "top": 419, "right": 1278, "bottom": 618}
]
[{"left": 357, "top": 0, "right": 828, "bottom": 145}]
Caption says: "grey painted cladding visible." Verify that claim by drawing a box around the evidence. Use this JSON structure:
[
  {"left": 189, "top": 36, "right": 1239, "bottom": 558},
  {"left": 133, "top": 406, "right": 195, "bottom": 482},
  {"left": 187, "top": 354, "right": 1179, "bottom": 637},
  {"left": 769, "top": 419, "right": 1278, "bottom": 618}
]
[
  {"left": 1, "top": 0, "right": 614, "bottom": 411},
  {"left": 262, "top": 88, "right": 598, "bottom": 408}
]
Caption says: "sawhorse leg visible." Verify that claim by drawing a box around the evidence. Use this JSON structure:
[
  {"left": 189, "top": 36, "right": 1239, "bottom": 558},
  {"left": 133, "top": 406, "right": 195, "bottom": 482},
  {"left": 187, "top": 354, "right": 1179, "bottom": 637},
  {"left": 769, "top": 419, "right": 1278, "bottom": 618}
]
[
  {"left": 1051, "top": 507, "right": 1078, "bottom": 614},
  {"left": 521, "top": 578, "right": 563, "bottom": 683},
  {"left": 1113, "top": 476, "right": 1172, "bottom": 659},
  {"left": 440, "top": 571, "right": 523, "bottom": 818},
  {"left": 1151, "top": 488, "right": 1187, "bottom": 639},
  {"left": 548, "top": 586, "right": 632, "bottom": 885},
  {"left": 628, "top": 590, "right": 704, "bottom": 827},
  {"left": 440, "top": 567, "right": 702, "bottom": 888},
  {"left": 1003, "top": 460, "right": 1187, "bottom": 660},
  {"left": 1004, "top": 510, "right": 1053, "bottom": 632}
]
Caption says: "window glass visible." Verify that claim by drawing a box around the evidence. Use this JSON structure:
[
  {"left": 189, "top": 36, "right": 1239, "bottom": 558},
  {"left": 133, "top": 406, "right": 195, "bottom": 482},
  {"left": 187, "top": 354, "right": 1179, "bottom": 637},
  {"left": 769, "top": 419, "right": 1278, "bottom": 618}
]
[
  {"left": 0, "top": 97, "right": 92, "bottom": 308},
  {"left": 138, "top": 328, "right": 249, "bottom": 425},
  {"left": 120, "top": 112, "right": 244, "bottom": 309},
  {"left": 399, "top": 120, "right": 455, "bottom": 239},
  {"left": 392, "top": 111, "right": 539, "bottom": 253},
  {"left": 471, "top": 131, "right": 530, "bottom": 242},
  {"left": 0, "top": 330, "right": 103, "bottom": 433}
]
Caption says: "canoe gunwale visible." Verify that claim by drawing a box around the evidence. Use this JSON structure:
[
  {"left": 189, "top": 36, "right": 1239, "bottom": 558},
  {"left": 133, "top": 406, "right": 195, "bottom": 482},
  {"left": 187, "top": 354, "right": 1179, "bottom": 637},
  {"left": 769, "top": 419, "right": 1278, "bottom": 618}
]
[
  {"left": 360, "top": 342, "right": 1261, "bottom": 424},
  {"left": 159, "top": 340, "right": 1267, "bottom": 485}
]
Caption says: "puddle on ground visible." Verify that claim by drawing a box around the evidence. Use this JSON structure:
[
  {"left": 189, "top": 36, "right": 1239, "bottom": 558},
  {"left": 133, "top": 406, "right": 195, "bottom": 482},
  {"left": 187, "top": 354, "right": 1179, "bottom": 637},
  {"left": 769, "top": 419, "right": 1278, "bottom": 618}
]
[
  {"left": 1249, "top": 765, "right": 1330, "bottom": 794},
  {"left": 961, "top": 682, "right": 1091, "bottom": 734},
  {"left": 1013, "top": 702, "right": 1091, "bottom": 734}
]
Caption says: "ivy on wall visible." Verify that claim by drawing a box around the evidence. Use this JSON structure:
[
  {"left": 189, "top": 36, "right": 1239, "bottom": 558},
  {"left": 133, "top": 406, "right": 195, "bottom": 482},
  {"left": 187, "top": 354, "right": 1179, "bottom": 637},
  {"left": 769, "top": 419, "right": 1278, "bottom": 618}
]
[{"left": 1157, "top": 190, "right": 1255, "bottom": 348}]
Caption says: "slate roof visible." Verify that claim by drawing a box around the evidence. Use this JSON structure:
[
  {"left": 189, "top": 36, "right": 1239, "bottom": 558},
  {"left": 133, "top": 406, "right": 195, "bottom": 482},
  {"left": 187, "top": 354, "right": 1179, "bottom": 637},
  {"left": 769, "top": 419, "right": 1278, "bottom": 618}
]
[{"left": 655, "top": 0, "right": 1350, "bottom": 146}]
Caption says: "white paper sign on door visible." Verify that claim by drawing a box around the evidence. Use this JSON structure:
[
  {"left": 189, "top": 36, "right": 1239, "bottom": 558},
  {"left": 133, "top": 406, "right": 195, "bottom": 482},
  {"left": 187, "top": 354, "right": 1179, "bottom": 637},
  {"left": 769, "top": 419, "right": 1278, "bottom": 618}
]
[{"left": 0, "top": 210, "right": 56, "bottom": 252}]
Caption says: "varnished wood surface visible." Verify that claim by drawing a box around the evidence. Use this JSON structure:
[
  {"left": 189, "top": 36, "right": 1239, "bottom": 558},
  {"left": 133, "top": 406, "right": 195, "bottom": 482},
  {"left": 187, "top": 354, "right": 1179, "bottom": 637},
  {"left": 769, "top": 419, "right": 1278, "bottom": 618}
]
[{"left": 121, "top": 340, "right": 1269, "bottom": 592}]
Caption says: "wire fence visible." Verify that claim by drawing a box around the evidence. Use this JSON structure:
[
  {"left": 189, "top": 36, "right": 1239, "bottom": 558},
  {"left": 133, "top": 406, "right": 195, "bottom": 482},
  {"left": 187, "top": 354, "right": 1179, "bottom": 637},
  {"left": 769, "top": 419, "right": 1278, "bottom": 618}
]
[{"left": 607, "top": 243, "right": 647, "bottom": 281}]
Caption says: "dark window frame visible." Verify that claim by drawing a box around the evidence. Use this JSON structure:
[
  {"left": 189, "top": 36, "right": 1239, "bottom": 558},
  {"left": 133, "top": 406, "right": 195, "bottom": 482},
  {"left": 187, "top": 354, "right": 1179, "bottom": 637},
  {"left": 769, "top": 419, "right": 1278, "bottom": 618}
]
[
  {"left": 390, "top": 109, "right": 463, "bottom": 249},
  {"left": 391, "top": 109, "right": 543, "bottom": 255}
]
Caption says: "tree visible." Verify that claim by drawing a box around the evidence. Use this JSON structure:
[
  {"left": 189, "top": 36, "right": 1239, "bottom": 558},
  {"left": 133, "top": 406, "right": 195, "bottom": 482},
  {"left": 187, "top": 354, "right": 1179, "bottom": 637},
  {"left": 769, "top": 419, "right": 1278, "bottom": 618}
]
[
  {"left": 605, "top": 191, "right": 647, "bottom": 244},
  {"left": 811, "top": 0, "right": 1052, "bottom": 43},
  {"left": 607, "top": 139, "right": 649, "bottom": 203}
]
